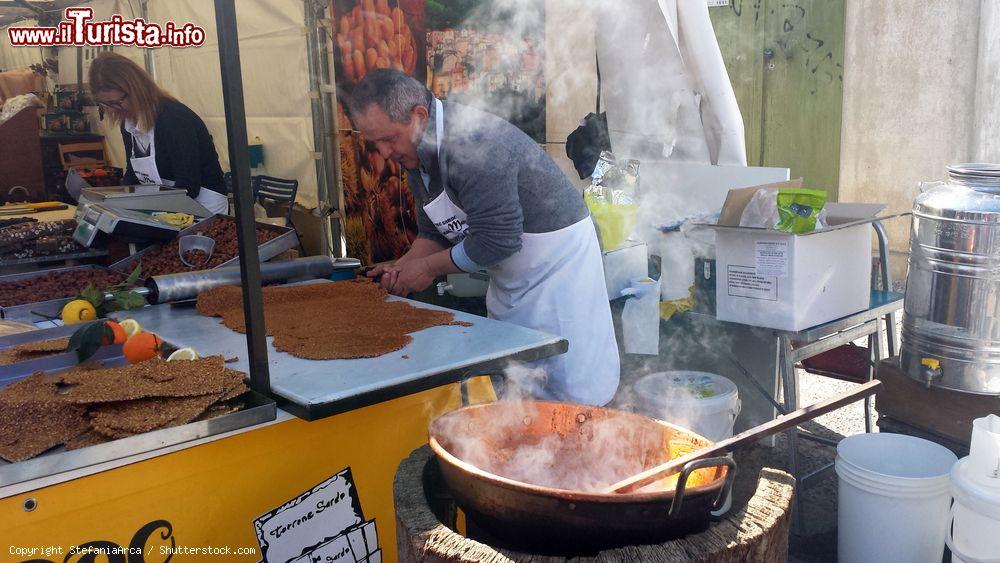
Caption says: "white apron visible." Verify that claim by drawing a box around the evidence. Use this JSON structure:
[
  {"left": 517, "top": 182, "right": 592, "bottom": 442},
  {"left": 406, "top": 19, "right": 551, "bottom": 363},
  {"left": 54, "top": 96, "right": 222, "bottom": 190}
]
[
  {"left": 420, "top": 100, "right": 620, "bottom": 405},
  {"left": 130, "top": 133, "right": 229, "bottom": 215}
]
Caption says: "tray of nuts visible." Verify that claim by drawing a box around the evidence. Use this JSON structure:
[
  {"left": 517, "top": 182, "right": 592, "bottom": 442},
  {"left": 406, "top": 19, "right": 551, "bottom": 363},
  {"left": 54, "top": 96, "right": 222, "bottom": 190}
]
[
  {"left": 0, "top": 265, "right": 134, "bottom": 323},
  {"left": 108, "top": 214, "right": 299, "bottom": 277}
]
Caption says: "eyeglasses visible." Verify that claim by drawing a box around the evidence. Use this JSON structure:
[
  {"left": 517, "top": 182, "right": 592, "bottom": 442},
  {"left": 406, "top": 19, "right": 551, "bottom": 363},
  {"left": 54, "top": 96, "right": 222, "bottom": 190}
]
[{"left": 96, "top": 92, "right": 128, "bottom": 109}]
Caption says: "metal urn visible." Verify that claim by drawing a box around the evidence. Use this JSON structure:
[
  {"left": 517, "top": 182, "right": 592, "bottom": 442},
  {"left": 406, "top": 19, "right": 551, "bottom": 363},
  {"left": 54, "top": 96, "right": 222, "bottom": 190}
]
[{"left": 902, "top": 163, "right": 1000, "bottom": 394}]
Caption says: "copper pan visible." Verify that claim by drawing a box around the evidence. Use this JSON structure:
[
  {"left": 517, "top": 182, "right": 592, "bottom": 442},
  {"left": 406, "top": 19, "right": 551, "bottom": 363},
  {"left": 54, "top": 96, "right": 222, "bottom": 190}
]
[{"left": 428, "top": 400, "right": 736, "bottom": 555}]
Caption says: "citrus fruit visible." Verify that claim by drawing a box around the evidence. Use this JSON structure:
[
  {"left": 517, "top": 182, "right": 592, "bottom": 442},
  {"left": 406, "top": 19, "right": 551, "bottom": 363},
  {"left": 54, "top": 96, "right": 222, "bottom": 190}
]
[
  {"left": 123, "top": 332, "right": 164, "bottom": 363},
  {"left": 166, "top": 347, "right": 198, "bottom": 361},
  {"left": 101, "top": 320, "right": 127, "bottom": 345},
  {"left": 119, "top": 319, "right": 142, "bottom": 337},
  {"left": 61, "top": 299, "right": 97, "bottom": 325}
]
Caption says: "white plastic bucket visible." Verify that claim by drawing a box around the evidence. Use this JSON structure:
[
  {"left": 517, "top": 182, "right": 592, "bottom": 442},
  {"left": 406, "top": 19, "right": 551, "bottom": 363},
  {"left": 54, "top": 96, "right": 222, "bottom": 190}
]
[
  {"left": 948, "top": 456, "right": 1000, "bottom": 562},
  {"left": 968, "top": 415, "right": 1000, "bottom": 488},
  {"left": 836, "top": 433, "right": 957, "bottom": 563},
  {"left": 632, "top": 371, "right": 741, "bottom": 442},
  {"left": 633, "top": 371, "right": 740, "bottom": 515}
]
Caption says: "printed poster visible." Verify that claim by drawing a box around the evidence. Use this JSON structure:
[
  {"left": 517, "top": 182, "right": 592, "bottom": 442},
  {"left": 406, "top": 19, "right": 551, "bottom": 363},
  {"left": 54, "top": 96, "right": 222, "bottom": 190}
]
[
  {"left": 331, "top": 0, "right": 426, "bottom": 264},
  {"left": 425, "top": 0, "right": 546, "bottom": 143}
]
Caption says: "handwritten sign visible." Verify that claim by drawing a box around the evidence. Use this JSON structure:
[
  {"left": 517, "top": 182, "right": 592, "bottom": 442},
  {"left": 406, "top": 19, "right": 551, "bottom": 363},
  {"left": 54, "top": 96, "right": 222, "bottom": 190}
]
[
  {"left": 287, "top": 521, "right": 379, "bottom": 563},
  {"left": 254, "top": 468, "right": 365, "bottom": 563}
]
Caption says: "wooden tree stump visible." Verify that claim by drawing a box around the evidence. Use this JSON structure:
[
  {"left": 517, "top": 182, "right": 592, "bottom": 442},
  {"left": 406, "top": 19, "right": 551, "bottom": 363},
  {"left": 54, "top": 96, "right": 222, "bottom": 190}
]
[{"left": 394, "top": 445, "right": 795, "bottom": 563}]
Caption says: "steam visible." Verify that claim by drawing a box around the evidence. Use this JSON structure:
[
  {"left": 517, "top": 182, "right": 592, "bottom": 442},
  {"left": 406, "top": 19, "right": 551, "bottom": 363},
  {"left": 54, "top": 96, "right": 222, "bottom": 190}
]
[
  {"left": 424, "top": 0, "right": 750, "bottom": 449},
  {"left": 493, "top": 360, "right": 548, "bottom": 401}
]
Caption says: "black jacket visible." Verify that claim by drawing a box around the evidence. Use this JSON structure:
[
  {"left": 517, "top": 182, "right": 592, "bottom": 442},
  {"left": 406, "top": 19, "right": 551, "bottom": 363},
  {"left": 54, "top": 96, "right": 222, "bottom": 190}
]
[{"left": 121, "top": 98, "right": 225, "bottom": 197}]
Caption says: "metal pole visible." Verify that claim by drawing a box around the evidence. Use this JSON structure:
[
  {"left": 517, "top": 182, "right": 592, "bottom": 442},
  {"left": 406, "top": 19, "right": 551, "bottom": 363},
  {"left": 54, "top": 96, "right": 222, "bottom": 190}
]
[
  {"left": 140, "top": 0, "right": 156, "bottom": 79},
  {"left": 214, "top": 0, "right": 270, "bottom": 393},
  {"left": 315, "top": 6, "right": 344, "bottom": 256},
  {"left": 76, "top": 46, "right": 83, "bottom": 92},
  {"left": 305, "top": 0, "right": 343, "bottom": 256},
  {"left": 304, "top": 1, "right": 332, "bottom": 256}
]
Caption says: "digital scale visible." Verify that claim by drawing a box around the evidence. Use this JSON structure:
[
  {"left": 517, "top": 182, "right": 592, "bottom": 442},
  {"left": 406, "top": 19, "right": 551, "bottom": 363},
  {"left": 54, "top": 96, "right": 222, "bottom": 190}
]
[{"left": 73, "top": 185, "right": 212, "bottom": 247}]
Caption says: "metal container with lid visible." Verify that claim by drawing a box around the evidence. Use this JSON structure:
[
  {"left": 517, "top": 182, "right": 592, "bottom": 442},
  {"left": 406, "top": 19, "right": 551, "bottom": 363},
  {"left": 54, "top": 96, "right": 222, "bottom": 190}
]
[{"left": 901, "top": 163, "right": 1000, "bottom": 394}]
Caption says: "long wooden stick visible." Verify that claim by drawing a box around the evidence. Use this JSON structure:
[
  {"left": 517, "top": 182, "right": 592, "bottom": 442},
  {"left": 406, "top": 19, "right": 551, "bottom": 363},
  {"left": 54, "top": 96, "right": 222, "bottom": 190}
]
[{"left": 604, "top": 379, "right": 882, "bottom": 494}]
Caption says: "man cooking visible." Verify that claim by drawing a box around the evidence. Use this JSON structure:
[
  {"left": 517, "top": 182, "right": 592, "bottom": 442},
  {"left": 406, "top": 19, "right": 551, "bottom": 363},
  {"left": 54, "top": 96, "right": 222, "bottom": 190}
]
[{"left": 349, "top": 69, "right": 619, "bottom": 406}]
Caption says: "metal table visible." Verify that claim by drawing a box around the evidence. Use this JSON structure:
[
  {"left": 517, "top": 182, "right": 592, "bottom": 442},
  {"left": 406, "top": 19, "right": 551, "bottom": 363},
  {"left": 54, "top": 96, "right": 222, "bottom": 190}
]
[
  {"left": 625, "top": 289, "right": 903, "bottom": 534},
  {"left": 775, "top": 289, "right": 904, "bottom": 531},
  {"left": 121, "top": 293, "right": 567, "bottom": 420}
]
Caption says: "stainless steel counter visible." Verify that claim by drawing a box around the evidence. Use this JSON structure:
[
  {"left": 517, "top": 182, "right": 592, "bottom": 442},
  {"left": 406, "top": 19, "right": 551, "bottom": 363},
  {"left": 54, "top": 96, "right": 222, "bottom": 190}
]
[{"left": 119, "top": 283, "right": 568, "bottom": 420}]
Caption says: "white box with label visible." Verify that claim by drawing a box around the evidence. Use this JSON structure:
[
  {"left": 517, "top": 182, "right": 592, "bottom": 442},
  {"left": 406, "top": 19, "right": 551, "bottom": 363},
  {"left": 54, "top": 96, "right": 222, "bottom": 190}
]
[
  {"left": 700, "top": 181, "right": 886, "bottom": 331},
  {"left": 713, "top": 224, "right": 872, "bottom": 331}
]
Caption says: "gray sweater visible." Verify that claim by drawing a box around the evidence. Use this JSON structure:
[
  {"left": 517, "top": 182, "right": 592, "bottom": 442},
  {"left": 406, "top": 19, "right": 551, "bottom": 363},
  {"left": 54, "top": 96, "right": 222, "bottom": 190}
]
[{"left": 407, "top": 99, "right": 589, "bottom": 271}]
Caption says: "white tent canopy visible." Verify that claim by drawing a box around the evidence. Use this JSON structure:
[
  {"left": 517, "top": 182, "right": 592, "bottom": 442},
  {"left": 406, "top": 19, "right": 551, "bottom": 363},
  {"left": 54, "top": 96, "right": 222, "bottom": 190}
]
[
  {"left": 0, "top": 18, "right": 44, "bottom": 72},
  {"left": 1, "top": 0, "right": 321, "bottom": 209}
]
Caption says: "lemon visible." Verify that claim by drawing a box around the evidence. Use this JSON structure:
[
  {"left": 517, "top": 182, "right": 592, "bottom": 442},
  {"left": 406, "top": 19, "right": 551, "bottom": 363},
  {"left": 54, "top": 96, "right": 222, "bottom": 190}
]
[
  {"left": 61, "top": 299, "right": 97, "bottom": 325},
  {"left": 166, "top": 347, "right": 198, "bottom": 361},
  {"left": 119, "top": 318, "right": 142, "bottom": 337}
]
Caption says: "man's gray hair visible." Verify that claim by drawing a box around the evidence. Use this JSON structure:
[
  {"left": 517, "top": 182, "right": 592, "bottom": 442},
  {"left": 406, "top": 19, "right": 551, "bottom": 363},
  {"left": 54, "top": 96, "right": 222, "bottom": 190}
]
[{"left": 347, "top": 69, "right": 430, "bottom": 123}]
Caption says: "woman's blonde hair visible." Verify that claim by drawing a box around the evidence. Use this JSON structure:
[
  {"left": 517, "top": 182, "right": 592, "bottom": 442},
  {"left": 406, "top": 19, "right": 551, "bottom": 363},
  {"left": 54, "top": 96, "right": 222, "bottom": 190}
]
[{"left": 88, "top": 52, "right": 173, "bottom": 131}]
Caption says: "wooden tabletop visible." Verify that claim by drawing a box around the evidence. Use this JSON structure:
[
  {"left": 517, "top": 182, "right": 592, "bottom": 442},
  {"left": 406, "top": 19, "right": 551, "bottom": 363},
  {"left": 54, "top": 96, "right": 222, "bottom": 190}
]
[{"left": 1, "top": 205, "right": 77, "bottom": 222}]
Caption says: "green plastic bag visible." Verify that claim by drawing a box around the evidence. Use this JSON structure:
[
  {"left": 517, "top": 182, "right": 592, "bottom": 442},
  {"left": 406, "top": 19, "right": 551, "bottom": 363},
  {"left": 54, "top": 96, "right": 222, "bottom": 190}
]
[{"left": 775, "top": 188, "right": 827, "bottom": 233}]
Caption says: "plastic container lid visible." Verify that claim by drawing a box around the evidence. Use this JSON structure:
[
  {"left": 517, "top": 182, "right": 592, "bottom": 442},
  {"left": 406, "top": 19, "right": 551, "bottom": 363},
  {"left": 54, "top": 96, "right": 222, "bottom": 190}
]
[
  {"left": 952, "top": 457, "right": 1000, "bottom": 520},
  {"left": 634, "top": 371, "right": 738, "bottom": 408},
  {"left": 948, "top": 162, "right": 1000, "bottom": 192}
]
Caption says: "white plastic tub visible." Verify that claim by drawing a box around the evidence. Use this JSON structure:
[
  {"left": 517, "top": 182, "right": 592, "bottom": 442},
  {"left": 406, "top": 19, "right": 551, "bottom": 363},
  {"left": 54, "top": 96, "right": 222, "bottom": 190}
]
[
  {"left": 836, "top": 433, "right": 957, "bottom": 563},
  {"left": 948, "top": 415, "right": 1000, "bottom": 563},
  {"left": 632, "top": 371, "right": 740, "bottom": 442}
]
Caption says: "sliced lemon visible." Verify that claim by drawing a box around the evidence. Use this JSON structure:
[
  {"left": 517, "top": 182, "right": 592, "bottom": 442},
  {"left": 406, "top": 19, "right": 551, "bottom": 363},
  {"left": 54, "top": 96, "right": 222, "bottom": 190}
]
[
  {"left": 166, "top": 347, "right": 198, "bottom": 361},
  {"left": 119, "top": 318, "right": 142, "bottom": 338}
]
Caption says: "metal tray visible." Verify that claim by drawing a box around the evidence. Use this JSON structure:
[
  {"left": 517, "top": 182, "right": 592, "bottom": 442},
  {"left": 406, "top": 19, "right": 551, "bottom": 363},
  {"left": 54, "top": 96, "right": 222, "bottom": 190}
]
[
  {"left": 0, "top": 265, "right": 128, "bottom": 324},
  {"left": 0, "top": 247, "right": 108, "bottom": 268},
  {"left": 108, "top": 214, "right": 300, "bottom": 274},
  {"left": 0, "top": 327, "right": 276, "bottom": 487}
]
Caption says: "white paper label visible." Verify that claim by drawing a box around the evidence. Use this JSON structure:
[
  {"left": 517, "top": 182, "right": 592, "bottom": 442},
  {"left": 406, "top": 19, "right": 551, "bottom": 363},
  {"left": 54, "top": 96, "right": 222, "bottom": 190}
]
[
  {"left": 707, "top": 0, "right": 729, "bottom": 6},
  {"left": 755, "top": 240, "right": 789, "bottom": 278},
  {"left": 287, "top": 523, "right": 380, "bottom": 563},
  {"left": 254, "top": 468, "right": 365, "bottom": 563},
  {"left": 727, "top": 265, "right": 777, "bottom": 301}
]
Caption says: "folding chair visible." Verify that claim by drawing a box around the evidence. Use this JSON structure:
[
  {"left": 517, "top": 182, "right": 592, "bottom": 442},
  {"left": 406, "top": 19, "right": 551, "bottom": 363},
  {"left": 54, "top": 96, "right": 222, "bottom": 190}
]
[
  {"left": 251, "top": 175, "right": 304, "bottom": 254},
  {"left": 251, "top": 175, "right": 298, "bottom": 228}
]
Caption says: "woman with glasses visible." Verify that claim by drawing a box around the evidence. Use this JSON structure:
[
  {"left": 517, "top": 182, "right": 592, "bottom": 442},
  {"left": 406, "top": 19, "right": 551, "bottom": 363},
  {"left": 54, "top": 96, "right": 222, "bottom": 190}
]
[{"left": 88, "top": 52, "right": 228, "bottom": 215}]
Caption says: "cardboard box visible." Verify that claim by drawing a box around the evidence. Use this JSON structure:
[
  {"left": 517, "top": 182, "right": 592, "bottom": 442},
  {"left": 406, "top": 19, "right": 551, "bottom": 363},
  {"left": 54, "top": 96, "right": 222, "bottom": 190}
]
[{"left": 706, "top": 181, "right": 885, "bottom": 332}]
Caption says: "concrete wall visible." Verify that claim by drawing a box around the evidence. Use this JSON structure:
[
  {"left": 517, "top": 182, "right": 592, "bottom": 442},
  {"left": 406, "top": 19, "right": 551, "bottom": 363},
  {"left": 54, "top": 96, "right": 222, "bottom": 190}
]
[
  {"left": 839, "top": 0, "right": 1000, "bottom": 254},
  {"left": 974, "top": 0, "right": 1000, "bottom": 160},
  {"left": 544, "top": 0, "right": 598, "bottom": 192}
]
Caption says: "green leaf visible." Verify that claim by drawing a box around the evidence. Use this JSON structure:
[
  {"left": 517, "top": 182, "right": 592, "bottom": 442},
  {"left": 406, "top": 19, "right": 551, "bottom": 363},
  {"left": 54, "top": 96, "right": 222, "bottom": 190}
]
[
  {"left": 78, "top": 284, "right": 104, "bottom": 310},
  {"left": 66, "top": 322, "right": 86, "bottom": 352},
  {"left": 160, "top": 341, "right": 178, "bottom": 358},
  {"left": 67, "top": 322, "right": 106, "bottom": 363},
  {"left": 103, "top": 290, "right": 146, "bottom": 313},
  {"left": 118, "top": 264, "right": 142, "bottom": 289}
]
